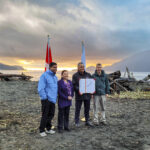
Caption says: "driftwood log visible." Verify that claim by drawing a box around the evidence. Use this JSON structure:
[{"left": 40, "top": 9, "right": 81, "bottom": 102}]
[
  {"left": 142, "top": 75, "right": 150, "bottom": 82},
  {"left": 108, "top": 70, "right": 121, "bottom": 80},
  {"left": 0, "top": 73, "right": 32, "bottom": 81},
  {"left": 108, "top": 71, "right": 150, "bottom": 93}
]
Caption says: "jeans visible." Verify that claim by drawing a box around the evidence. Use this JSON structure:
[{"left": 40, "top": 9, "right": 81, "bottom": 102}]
[{"left": 75, "top": 99, "right": 90, "bottom": 124}]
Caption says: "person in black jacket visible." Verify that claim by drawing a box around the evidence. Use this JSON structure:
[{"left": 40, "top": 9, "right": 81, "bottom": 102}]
[
  {"left": 72, "top": 62, "right": 93, "bottom": 127},
  {"left": 92, "top": 63, "right": 110, "bottom": 125}
]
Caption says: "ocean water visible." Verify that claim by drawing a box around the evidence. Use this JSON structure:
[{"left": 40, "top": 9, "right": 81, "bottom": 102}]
[{"left": 0, "top": 70, "right": 149, "bottom": 81}]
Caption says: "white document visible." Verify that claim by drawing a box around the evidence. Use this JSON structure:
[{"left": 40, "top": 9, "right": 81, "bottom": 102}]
[{"left": 79, "top": 79, "right": 95, "bottom": 94}]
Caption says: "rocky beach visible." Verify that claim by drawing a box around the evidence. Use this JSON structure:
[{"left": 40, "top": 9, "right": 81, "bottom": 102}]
[{"left": 0, "top": 81, "right": 150, "bottom": 150}]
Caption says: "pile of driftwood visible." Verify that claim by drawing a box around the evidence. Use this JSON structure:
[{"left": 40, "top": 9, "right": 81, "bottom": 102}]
[
  {"left": 0, "top": 72, "right": 33, "bottom": 81},
  {"left": 108, "top": 70, "right": 150, "bottom": 93}
]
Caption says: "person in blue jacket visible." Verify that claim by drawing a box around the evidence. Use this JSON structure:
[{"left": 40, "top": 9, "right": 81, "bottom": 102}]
[
  {"left": 38, "top": 62, "right": 58, "bottom": 137},
  {"left": 57, "top": 70, "right": 74, "bottom": 133}
]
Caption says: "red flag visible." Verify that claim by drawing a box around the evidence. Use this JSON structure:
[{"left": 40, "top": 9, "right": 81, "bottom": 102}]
[{"left": 45, "top": 37, "right": 52, "bottom": 71}]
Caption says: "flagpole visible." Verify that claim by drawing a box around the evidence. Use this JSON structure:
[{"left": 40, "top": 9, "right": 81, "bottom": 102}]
[
  {"left": 81, "top": 41, "right": 86, "bottom": 70},
  {"left": 45, "top": 35, "right": 52, "bottom": 71},
  {"left": 47, "top": 35, "right": 50, "bottom": 64},
  {"left": 81, "top": 41, "right": 84, "bottom": 46}
]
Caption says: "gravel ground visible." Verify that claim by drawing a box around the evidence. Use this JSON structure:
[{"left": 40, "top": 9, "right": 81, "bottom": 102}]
[{"left": 0, "top": 81, "right": 150, "bottom": 150}]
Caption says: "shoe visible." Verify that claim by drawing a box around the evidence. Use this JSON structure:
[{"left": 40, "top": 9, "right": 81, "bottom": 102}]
[
  {"left": 93, "top": 121, "right": 99, "bottom": 126},
  {"left": 40, "top": 132, "right": 47, "bottom": 137},
  {"left": 64, "top": 128, "right": 70, "bottom": 132},
  {"left": 46, "top": 129, "right": 56, "bottom": 134},
  {"left": 58, "top": 129, "right": 63, "bottom": 133},
  {"left": 85, "top": 121, "right": 93, "bottom": 127},
  {"left": 75, "top": 123, "right": 80, "bottom": 127},
  {"left": 101, "top": 120, "right": 107, "bottom": 125}
]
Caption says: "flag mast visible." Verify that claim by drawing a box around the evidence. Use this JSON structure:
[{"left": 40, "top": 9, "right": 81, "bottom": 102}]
[
  {"left": 81, "top": 41, "right": 86, "bottom": 70},
  {"left": 47, "top": 35, "right": 50, "bottom": 64},
  {"left": 45, "top": 35, "right": 52, "bottom": 71}
]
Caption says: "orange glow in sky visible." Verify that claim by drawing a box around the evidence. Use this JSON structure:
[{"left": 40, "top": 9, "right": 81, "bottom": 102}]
[
  {"left": 18, "top": 60, "right": 33, "bottom": 65},
  {"left": 0, "top": 57, "right": 121, "bottom": 71}
]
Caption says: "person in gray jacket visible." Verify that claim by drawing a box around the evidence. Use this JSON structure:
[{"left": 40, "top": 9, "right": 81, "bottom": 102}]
[{"left": 92, "top": 63, "right": 110, "bottom": 125}]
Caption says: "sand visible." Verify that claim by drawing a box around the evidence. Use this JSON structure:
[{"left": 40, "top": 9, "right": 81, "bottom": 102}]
[{"left": 0, "top": 81, "right": 150, "bottom": 150}]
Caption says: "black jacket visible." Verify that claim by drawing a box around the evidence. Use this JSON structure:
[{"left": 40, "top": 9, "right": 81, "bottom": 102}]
[{"left": 72, "top": 71, "right": 92, "bottom": 100}]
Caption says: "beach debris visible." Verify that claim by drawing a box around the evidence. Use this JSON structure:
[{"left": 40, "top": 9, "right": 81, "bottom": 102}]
[
  {"left": 108, "top": 69, "right": 150, "bottom": 93},
  {"left": 142, "top": 74, "right": 150, "bottom": 82},
  {"left": 0, "top": 72, "right": 33, "bottom": 81}
]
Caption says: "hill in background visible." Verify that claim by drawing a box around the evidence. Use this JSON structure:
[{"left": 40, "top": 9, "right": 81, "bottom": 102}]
[
  {"left": 103, "top": 50, "right": 150, "bottom": 72},
  {"left": 0, "top": 63, "right": 24, "bottom": 70}
]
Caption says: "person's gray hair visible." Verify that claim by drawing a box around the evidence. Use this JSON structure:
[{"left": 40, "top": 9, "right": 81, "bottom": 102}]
[{"left": 78, "top": 62, "right": 84, "bottom": 67}]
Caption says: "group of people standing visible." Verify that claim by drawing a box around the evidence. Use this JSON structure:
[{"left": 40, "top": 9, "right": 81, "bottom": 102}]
[{"left": 38, "top": 62, "right": 110, "bottom": 137}]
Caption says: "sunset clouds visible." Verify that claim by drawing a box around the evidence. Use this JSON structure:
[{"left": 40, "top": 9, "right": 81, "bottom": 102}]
[{"left": 0, "top": 0, "right": 150, "bottom": 69}]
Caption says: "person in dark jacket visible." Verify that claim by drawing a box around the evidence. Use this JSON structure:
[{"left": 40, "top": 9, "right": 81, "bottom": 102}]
[
  {"left": 92, "top": 63, "right": 110, "bottom": 125},
  {"left": 72, "top": 62, "right": 93, "bottom": 127},
  {"left": 57, "top": 70, "right": 74, "bottom": 133}
]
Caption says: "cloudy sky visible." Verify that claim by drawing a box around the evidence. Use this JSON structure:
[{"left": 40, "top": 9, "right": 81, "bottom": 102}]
[{"left": 0, "top": 0, "right": 150, "bottom": 70}]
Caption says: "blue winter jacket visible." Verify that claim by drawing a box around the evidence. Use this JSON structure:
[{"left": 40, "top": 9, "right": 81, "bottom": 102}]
[{"left": 38, "top": 70, "right": 58, "bottom": 104}]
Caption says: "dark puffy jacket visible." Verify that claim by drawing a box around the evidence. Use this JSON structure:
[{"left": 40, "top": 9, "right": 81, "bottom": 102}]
[
  {"left": 92, "top": 70, "right": 110, "bottom": 95},
  {"left": 72, "top": 71, "right": 92, "bottom": 100}
]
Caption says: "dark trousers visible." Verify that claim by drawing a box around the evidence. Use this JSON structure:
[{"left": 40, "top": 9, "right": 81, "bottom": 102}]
[
  {"left": 39, "top": 100, "right": 55, "bottom": 133},
  {"left": 58, "top": 106, "right": 70, "bottom": 130},
  {"left": 75, "top": 99, "right": 90, "bottom": 124}
]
